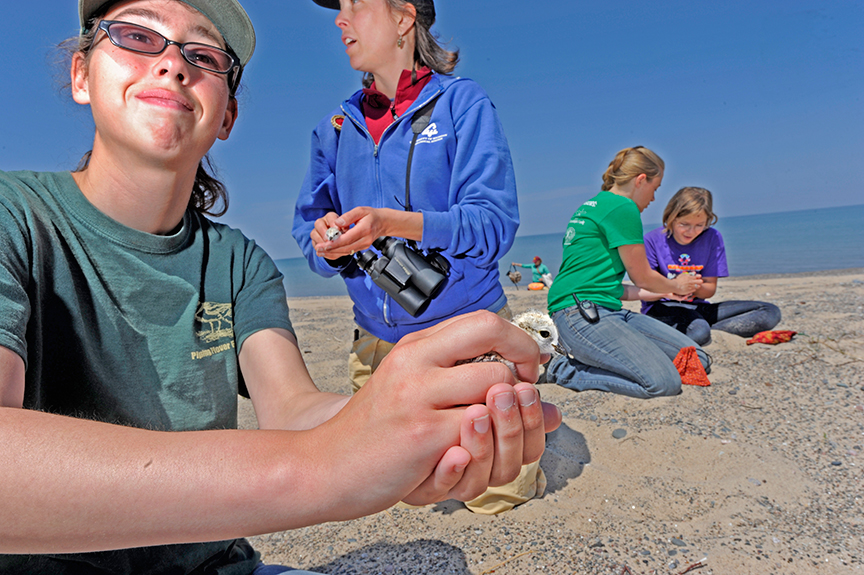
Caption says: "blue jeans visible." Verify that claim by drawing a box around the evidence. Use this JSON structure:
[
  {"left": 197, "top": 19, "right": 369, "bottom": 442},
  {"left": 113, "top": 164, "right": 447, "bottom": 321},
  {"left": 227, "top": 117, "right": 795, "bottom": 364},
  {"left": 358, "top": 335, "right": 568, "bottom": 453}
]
[
  {"left": 254, "top": 564, "right": 326, "bottom": 575},
  {"left": 646, "top": 300, "right": 781, "bottom": 346},
  {"left": 548, "top": 305, "right": 710, "bottom": 399}
]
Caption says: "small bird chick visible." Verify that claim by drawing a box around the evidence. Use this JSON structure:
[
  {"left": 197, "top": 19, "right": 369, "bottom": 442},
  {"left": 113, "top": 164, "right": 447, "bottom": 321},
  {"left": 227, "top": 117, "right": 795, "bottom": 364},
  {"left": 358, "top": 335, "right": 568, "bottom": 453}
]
[
  {"left": 325, "top": 226, "right": 342, "bottom": 241},
  {"left": 457, "top": 310, "right": 562, "bottom": 378},
  {"left": 511, "top": 310, "right": 562, "bottom": 356}
]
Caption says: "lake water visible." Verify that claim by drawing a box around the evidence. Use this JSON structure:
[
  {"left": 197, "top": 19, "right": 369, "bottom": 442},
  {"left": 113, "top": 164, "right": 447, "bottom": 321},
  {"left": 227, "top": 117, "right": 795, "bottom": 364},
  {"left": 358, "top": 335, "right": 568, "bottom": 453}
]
[{"left": 276, "top": 203, "right": 864, "bottom": 298}]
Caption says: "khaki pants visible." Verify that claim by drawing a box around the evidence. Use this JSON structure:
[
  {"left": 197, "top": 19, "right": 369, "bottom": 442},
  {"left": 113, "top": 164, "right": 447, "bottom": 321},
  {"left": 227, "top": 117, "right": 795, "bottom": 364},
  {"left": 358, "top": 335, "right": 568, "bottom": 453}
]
[
  {"left": 347, "top": 328, "right": 397, "bottom": 393},
  {"left": 347, "top": 305, "right": 547, "bottom": 515}
]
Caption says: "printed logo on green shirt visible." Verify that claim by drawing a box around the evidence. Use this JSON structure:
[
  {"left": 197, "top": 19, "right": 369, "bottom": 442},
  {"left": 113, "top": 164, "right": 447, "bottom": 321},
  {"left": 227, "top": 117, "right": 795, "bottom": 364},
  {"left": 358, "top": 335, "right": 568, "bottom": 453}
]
[
  {"left": 191, "top": 302, "right": 235, "bottom": 360},
  {"left": 564, "top": 221, "right": 584, "bottom": 245}
]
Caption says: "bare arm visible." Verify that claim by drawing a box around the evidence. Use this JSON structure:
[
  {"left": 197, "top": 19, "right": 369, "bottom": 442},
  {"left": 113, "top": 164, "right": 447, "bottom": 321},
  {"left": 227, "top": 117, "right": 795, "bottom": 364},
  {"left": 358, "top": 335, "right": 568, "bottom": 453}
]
[
  {"left": 621, "top": 284, "right": 691, "bottom": 302},
  {"left": 0, "top": 402, "right": 319, "bottom": 554},
  {"left": 618, "top": 244, "right": 702, "bottom": 296},
  {"left": 620, "top": 278, "right": 718, "bottom": 302},
  {"left": 621, "top": 283, "right": 667, "bottom": 302},
  {"left": 240, "top": 328, "right": 348, "bottom": 430},
  {"left": 0, "top": 344, "right": 332, "bottom": 553},
  {"left": 0, "top": 346, "right": 24, "bottom": 408},
  {"left": 0, "top": 313, "right": 559, "bottom": 554}
]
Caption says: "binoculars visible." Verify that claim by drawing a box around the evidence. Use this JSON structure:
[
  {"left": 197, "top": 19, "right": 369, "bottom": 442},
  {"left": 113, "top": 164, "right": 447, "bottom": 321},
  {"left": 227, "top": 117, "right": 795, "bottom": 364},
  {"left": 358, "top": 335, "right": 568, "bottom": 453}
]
[{"left": 355, "top": 237, "right": 450, "bottom": 317}]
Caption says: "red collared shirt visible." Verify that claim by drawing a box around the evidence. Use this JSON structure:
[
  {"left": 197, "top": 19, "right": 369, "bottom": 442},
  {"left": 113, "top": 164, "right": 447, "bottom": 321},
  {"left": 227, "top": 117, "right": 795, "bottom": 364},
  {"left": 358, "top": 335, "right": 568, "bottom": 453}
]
[{"left": 362, "top": 67, "right": 433, "bottom": 144}]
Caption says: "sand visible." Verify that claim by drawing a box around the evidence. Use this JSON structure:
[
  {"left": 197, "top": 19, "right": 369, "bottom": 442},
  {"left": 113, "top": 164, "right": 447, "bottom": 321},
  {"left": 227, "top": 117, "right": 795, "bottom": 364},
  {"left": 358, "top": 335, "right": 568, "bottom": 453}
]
[{"left": 239, "top": 268, "right": 864, "bottom": 574}]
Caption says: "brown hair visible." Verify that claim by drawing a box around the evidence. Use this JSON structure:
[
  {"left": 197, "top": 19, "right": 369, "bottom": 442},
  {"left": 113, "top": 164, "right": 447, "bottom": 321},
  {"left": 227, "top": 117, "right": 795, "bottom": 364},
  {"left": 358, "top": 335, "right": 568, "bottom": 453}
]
[
  {"left": 362, "top": 0, "right": 459, "bottom": 88},
  {"left": 662, "top": 187, "right": 718, "bottom": 235},
  {"left": 601, "top": 146, "right": 665, "bottom": 192},
  {"left": 61, "top": 2, "right": 239, "bottom": 217}
]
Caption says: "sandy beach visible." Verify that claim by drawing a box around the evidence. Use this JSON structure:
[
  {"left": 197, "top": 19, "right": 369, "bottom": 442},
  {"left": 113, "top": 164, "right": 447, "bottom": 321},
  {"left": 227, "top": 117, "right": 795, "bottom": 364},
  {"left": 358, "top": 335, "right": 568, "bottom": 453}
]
[{"left": 239, "top": 268, "right": 864, "bottom": 575}]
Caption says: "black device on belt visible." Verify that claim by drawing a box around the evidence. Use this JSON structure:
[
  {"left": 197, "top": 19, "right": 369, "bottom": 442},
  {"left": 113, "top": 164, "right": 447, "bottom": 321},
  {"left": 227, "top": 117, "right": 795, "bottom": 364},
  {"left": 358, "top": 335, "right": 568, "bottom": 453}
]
[{"left": 572, "top": 294, "right": 600, "bottom": 323}]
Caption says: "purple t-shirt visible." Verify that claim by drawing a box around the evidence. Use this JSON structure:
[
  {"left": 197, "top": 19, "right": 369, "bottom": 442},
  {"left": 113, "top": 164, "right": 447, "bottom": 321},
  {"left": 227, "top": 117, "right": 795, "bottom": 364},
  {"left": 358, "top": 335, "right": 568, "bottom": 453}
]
[{"left": 641, "top": 226, "right": 729, "bottom": 314}]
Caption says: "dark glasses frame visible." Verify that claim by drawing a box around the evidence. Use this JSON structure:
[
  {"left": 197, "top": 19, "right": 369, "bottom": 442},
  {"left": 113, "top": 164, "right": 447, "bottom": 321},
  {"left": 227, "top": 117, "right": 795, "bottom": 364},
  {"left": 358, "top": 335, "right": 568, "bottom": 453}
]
[{"left": 94, "top": 20, "right": 241, "bottom": 89}]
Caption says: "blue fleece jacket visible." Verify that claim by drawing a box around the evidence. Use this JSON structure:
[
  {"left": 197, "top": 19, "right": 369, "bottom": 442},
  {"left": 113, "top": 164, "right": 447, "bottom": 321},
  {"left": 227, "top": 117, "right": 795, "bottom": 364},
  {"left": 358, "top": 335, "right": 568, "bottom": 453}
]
[{"left": 292, "top": 74, "right": 519, "bottom": 343}]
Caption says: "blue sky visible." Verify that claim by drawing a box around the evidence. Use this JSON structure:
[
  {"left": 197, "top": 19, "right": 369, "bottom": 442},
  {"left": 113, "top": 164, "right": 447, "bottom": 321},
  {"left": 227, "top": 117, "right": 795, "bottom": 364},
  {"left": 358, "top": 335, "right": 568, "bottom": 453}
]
[{"left": 2, "top": 1, "right": 861, "bottom": 260}]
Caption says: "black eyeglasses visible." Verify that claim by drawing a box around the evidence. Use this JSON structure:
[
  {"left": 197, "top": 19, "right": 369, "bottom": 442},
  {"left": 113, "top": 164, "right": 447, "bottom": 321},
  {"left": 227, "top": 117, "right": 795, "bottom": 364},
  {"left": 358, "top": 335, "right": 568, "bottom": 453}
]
[{"left": 94, "top": 20, "right": 240, "bottom": 86}]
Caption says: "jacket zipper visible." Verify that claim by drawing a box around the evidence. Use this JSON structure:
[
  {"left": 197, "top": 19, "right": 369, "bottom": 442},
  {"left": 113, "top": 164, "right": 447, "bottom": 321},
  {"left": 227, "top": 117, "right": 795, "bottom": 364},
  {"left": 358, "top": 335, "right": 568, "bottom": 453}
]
[{"left": 339, "top": 87, "right": 444, "bottom": 327}]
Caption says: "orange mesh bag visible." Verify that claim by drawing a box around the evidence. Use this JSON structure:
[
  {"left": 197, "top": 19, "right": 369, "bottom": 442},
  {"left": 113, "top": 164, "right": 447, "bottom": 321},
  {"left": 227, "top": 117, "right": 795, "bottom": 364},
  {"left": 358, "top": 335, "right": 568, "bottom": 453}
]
[
  {"left": 673, "top": 346, "right": 711, "bottom": 387},
  {"left": 746, "top": 330, "right": 797, "bottom": 345}
]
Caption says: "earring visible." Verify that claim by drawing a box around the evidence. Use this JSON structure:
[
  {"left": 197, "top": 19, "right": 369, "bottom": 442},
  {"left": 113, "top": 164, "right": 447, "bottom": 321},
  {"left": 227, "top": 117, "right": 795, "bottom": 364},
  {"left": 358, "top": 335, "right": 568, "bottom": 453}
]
[{"left": 397, "top": 34, "right": 403, "bottom": 48}]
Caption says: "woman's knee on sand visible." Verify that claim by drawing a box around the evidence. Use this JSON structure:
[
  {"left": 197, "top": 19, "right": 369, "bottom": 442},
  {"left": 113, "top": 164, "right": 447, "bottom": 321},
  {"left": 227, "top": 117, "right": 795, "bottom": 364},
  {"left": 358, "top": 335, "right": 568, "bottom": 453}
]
[{"left": 549, "top": 309, "right": 684, "bottom": 399}]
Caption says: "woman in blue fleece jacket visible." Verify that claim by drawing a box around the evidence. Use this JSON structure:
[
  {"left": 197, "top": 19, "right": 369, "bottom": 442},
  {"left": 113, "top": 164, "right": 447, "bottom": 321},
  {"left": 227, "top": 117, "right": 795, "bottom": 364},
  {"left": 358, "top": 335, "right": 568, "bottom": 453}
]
[{"left": 294, "top": 0, "right": 535, "bottom": 515}]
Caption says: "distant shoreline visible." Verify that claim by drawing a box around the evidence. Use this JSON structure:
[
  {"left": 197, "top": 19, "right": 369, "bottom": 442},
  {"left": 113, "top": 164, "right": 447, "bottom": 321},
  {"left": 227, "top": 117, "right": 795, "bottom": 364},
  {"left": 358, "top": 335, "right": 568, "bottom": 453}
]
[
  {"left": 279, "top": 205, "right": 864, "bottom": 298},
  {"left": 286, "top": 267, "right": 864, "bottom": 302},
  {"left": 717, "top": 266, "right": 864, "bottom": 282}
]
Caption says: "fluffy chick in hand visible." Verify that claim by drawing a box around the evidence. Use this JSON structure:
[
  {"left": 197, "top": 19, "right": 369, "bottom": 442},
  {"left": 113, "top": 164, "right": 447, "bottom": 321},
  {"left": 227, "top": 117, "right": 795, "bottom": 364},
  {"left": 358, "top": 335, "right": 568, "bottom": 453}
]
[{"left": 457, "top": 310, "right": 563, "bottom": 379}]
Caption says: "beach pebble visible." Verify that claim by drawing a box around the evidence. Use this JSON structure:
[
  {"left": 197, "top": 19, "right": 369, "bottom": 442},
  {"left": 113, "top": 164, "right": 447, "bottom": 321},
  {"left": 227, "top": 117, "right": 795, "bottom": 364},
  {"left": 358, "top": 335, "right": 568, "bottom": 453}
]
[
  {"left": 831, "top": 461, "right": 842, "bottom": 466},
  {"left": 671, "top": 538, "right": 687, "bottom": 547},
  {"left": 612, "top": 428, "right": 627, "bottom": 439}
]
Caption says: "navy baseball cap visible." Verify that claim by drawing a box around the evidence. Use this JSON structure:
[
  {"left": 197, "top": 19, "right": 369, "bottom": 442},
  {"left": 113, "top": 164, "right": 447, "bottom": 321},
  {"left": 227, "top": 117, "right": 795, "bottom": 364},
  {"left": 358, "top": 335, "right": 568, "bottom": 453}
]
[{"left": 311, "top": 0, "right": 435, "bottom": 27}]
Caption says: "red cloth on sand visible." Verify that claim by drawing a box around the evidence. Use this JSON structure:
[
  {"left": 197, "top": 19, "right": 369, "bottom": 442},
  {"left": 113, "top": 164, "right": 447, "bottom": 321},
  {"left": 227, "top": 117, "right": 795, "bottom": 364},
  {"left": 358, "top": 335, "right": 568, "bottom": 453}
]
[
  {"left": 673, "top": 346, "right": 711, "bottom": 387},
  {"left": 746, "top": 330, "right": 797, "bottom": 345}
]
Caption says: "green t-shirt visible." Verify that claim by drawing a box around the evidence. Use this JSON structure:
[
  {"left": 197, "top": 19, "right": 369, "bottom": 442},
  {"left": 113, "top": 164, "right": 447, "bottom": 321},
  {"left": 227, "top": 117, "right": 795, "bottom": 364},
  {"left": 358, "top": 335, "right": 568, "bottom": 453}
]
[
  {"left": 547, "top": 191, "right": 644, "bottom": 313},
  {"left": 0, "top": 170, "right": 294, "bottom": 575}
]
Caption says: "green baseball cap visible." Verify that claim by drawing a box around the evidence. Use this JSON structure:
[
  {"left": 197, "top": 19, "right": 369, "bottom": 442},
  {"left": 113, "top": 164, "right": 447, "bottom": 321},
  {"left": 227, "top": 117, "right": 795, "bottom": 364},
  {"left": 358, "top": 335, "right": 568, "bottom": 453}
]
[{"left": 79, "top": 0, "right": 256, "bottom": 66}]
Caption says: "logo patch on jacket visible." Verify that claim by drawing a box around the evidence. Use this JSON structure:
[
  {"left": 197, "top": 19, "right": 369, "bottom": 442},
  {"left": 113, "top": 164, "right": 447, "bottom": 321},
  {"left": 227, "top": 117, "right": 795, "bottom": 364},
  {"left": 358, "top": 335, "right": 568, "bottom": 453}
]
[
  {"left": 417, "top": 122, "right": 448, "bottom": 144},
  {"left": 331, "top": 115, "right": 345, "bottom": 131}
]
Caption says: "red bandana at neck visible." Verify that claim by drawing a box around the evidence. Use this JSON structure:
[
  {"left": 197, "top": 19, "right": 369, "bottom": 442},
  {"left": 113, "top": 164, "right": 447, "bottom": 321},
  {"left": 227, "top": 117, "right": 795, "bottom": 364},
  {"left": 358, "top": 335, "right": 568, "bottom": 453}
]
[{"left": 362, "top": 67, "right": 433, "bottom": 144}]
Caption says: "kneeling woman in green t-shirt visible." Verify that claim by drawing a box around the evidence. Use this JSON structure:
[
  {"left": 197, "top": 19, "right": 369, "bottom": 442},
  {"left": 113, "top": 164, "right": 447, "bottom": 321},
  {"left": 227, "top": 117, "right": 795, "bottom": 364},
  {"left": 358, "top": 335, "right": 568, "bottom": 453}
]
[{"left": 546, "top": 147, "right": 710, "bottom": 398}]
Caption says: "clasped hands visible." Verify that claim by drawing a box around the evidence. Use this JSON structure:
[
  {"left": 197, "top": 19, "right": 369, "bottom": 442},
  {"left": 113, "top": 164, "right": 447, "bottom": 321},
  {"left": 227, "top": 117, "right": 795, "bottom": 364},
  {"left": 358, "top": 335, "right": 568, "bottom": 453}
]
[
  {"left": 324, "top": 311, "right": 561, "bottom": 514},
  {"left": 669, "top": 272, "right": 703, "bottom": 299}
]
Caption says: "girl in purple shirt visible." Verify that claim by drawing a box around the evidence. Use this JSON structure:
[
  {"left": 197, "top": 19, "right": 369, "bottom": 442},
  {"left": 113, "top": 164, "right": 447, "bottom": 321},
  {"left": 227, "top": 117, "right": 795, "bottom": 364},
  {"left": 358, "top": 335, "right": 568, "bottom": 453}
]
[{"left": 640, "top": 187, "right": 781, "bottom": 345}]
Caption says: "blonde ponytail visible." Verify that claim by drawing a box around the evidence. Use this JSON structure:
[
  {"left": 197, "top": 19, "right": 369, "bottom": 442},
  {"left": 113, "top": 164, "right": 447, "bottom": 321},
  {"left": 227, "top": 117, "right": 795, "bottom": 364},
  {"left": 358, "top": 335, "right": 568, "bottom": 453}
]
[{"left": 601, "top": 146, "right": 665, "bottom": 191}]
